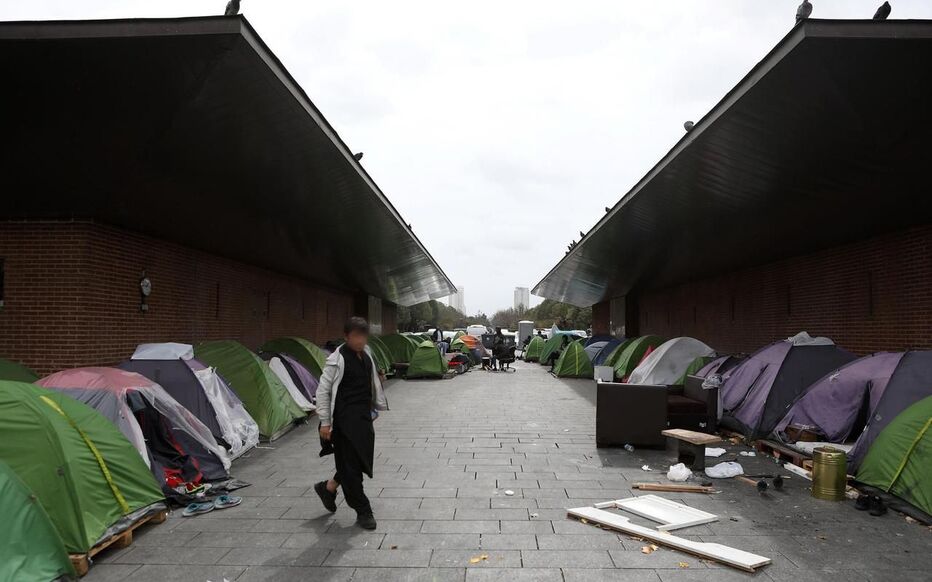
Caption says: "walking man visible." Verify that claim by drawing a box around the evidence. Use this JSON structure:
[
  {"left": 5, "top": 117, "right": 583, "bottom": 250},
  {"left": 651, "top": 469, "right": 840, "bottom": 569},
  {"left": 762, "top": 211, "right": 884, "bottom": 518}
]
[{"left": 314, "top": 317, "right": 388, "bottom": 529}]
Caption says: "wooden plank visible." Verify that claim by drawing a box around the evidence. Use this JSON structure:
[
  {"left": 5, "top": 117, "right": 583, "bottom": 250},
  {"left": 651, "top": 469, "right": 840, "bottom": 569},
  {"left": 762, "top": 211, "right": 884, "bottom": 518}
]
[
  {"left": 632, "top": 483, "right": 715, "bottom": 494},
  {"left": 567, "top": 506, "right": 771, "bottom": 572},
  {"left": 662, "top": 428, "right": 721, "bottom": 445},
  {"left": 612, "top": 495, "right": 718, "bottom": 531},
  {"left": 69, "top": 508, "right": 168, "bottom": 577}
]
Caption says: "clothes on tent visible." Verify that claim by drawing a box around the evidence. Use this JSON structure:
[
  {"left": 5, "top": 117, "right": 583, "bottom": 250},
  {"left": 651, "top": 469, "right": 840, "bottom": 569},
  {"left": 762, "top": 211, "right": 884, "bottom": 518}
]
[
  {"left": 0, "top": 459, "right": 74, "bottom": 582},
  {"left": 195, "top": 340, "right": 306, "bottom": 440},
  {"left": 267, "top": 356, "right": 315, "bottom": 412},
  {"left": 408, "top": 340, "right": 447, "bottom": 378},
  {"left": 37, "top": 368, "right": 231, "bottom": 496},
  {"left": 0, "top": 357, "right": 39, "bottom": 383},
  {"left": 259, "top": 337, "right": 328, "bottom": 379},
  {"left": 0, "top": 381, "right": 164, "bottom": 554},
  {"left": 553, "top": 341, "right": 594, "bottom": 378},
  {"left": 120, "top": 355, "right": 259, "bottom": 459},
  {"left": 718, "top": 337, "right": 856, "bottom": 438},
  {"left": 856, "top": 395, "right": 932, "bottom": 518},
  {"left": 627, "top": 337, "right": 715, "bottom": 386}
]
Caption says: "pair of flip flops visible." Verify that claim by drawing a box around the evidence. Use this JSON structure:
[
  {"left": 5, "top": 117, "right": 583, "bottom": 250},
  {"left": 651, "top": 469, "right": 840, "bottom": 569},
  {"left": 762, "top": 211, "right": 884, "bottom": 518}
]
[{"left": 182, "top": 494, "right": 242, "bottom": 517}]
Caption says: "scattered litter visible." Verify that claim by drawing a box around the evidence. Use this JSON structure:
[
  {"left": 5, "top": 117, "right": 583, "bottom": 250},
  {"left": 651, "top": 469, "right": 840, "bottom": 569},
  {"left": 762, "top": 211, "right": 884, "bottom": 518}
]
[
  {"left": 468, "top": 554, "right": 489, "bottom": 564},
  {"left": 641, "top": 544, "right": 659, "bottom": 554},
  {"left": 641, "top": 465, "right": 652, "bottom": 471},
  {"left": 504, "top": 490, "right": 515, "bottom": 496},
  {"left": 678, "top": 562, "right": 690, "bottom": 568},
  {"left": 390, "top": 545, "right": 398, "bottom": 550},
  {"left": 739, "top": 451, "right": 756, "bottom": 457},
  {"left": 564, "top": 429, "right": 570, "bottom": 432},
  {"left": 530, "top": 512, "right": 539, "bottom": 518},
  {"left": 905, "top": 516, "right": 918, "bottom": 525},
  {"left": 667, "top": 463, "right": 692, "bottom": 482},
  {"left": 729, "top": 517, "right": 739, "bottom": 522},
  {"left": 633, "top": 483, "right": 715, "bottom": 494},
  {"left": 624, "top": 444, "right": 635, "bottom": 452},
  {"left": 705, "top": 447, "right": 726, "bottom": 457},
  {"left": 705, "top": 462, "right": 744, "bottom": 479}
]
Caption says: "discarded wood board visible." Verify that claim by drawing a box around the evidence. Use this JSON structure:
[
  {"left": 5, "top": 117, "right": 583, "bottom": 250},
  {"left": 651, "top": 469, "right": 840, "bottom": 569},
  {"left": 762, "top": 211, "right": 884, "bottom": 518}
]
[
  {"left": 632, "top": 483, "right": 715, "bottom": 494},
  {"left": 567, "top": 506, "right": 771, "bottom": 572},
  {"left": 594, "top": 495, "right": 717, "bottom": 531}
]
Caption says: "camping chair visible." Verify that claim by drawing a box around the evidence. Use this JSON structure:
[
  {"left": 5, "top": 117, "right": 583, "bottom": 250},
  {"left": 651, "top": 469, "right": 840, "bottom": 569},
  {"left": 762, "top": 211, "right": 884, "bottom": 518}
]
[{"left": 494, "top": 346, "right": 517, "bottom": 372}]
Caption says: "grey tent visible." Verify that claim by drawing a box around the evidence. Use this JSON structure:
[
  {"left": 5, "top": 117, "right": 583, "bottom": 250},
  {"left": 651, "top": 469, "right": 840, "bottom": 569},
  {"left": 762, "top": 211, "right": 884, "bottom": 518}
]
[{"left": 719, "top": 333, "right": 856, "bottom": 438}]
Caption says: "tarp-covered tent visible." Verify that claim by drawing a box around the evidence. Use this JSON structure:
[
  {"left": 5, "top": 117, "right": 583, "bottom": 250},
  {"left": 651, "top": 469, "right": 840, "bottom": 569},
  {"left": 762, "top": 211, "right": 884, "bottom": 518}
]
[
  {"left": 0, "top": 381, "right": 163, "bottom": 554},
  {"left": 627, "top": 337, "right": 715, "bottom": 386},
  {"left": 720, "top": 333, "right": 856, "bottom": 438},
  {"left": 407, "top": 340, "right": 446, "bottom": 379},
  {"left": 524, "top": 336, "right": 545, "bottom": 362},
  {"left": 0, "top": 459, "right": 74, "bottom": 582},
  {"left": 775, "top": 351, "right": 932, "bottom": 470},
  {"left": 195, "top": 341, "right": 306, "bottom": 440},
  {"left": 553, "top": 341, "right": 594, "bottom": 378},
  {"left": 121, "top": 345, "right": 259, "bottom": 459},
  {"left": 611, "top": 335, "right": 663, "bottom": 381},
  {"left": 259, "top": 337, "right": 328, "bottom": 379},
  {"left": 856, "top": 395, "right": 932, "bottom": 518},
  {"left": 266, "top": 356, "right": 316, "bottom": 412},
  {"left": 0, "top": 357, "right": 39, "bottom": 383},
  {"left": 38, "top": 368, "right": 231, "bottom": 495},
  {"left": 381, "top": 334, "right": 420, "bottom": 364}
]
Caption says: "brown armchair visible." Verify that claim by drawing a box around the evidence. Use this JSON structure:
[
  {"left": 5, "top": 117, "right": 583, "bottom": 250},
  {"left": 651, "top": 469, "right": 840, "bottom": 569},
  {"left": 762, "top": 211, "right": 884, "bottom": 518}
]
[{"left": 595, "top": 377, "right": 717, "bottom": 448}]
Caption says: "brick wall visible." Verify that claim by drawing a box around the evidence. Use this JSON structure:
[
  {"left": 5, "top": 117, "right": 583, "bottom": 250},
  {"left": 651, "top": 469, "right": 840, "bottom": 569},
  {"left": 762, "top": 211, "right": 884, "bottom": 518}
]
[
  {"left": 591, "top": 301, "right": 610, "bottom": 335},
  {"left": 0, "top": 221, "right": 358, "bottom": 375},
  {"left": 634, "top": 225, "right": 931, "bottom": 356}
]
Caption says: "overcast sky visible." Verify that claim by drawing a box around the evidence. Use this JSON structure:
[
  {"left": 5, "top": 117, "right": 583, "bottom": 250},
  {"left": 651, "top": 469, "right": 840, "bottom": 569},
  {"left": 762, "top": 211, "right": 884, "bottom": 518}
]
[{"left": 4, "top": 1, "right": 931, "bottom": 315}]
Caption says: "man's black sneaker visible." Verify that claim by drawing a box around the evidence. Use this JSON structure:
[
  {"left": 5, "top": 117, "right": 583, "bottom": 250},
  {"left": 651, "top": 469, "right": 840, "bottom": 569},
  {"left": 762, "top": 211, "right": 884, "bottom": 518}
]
[
  {"left": 869, "top": 495, "right": 887, "bottom": 516},
  {"left": 314, "top": 481, "right": 337, "bottom": 513},
  {"left": 356, "top": 513, "right": 377, "bottom": 530},
  {"left": 854, "top": 494, "right": 870, "bottom": 511}
]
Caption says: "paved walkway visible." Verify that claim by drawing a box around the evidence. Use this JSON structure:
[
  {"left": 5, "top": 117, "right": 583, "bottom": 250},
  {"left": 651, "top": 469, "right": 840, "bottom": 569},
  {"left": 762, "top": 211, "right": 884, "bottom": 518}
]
[{"left": 89, "top": 361, "right": 930, "bottom": 582}]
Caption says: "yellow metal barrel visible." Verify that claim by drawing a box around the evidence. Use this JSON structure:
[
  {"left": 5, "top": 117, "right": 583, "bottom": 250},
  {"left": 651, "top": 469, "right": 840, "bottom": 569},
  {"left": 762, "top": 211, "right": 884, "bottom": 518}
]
[{"left": 811, "top": 446, "right": 847, "bottom": 501}]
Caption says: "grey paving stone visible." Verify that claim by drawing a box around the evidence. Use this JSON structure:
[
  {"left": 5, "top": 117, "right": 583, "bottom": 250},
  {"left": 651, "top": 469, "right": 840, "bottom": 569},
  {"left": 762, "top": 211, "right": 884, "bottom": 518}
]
[
  {"left": 429, "top": 550, "right": 522, "bottom": 568},
  {"left": 118, "top": 565, "right": 246, "bottom": 582},
  {"left": 235, "top": 566, "right": 354, "bottom": 581},
  {"left": 282, "top": 532, "right": 385, "bottom": 550},
  {"left": 324, "top": 549, "right": 432, "bottom": 567},
  {"left": 562, "top": 570, "right": 663, "bottom": 582},
  {"left": 499, "top": 520, "right": 554, "bottom": 534},
  {"left": 520, "top": 549, "right": 615, "bottom": 568},
  {"left": 379, "top": 488, "right": 459, "bottom": 498},
  {"left": 217, "top": 547, "right": 331, "bottom": 566},
  {"left": 82, "top": 564, "right": 141, "bottom": 582},
  {"left": 454, "top": 508, "right": 529, "bottom": 521},
  {"left": 536, "top": 533, "right": 626, "bottom": 550},
  {"left": 421, "top": 520, "right": 501, "bottom": 534},
  {"left": 186, "top": 532, "right": 290, "bottom": 548},
  {"left": 609, "top": 549, "right": 710, "bottom": 569},
  {"left": 465, "top": 568, "right": 563, "bottom": 581},
  {"left": 381, "top": 533, "right": 481, "bottom": 550},
  {"left": 478, "top": 534, "right": 538, "bottom": 549},
  {"left": 351, "top": 567, "right": 466, "bottom": 582},
  {"left": 111, "top": 545, "right": 228, "bottom": 565}
]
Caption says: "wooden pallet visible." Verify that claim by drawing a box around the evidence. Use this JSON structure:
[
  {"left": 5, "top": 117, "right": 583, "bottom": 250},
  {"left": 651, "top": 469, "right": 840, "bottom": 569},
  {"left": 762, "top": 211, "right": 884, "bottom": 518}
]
[
  {"left": 755, "top": 439, "right": 811, "bottom": 469},
  {"left": 70, "top": 509, "right": 168, "bottom": 576}
]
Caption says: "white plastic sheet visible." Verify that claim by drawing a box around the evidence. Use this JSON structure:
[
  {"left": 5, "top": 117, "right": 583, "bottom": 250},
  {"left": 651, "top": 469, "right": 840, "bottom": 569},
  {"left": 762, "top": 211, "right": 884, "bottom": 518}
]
[
  {"left": 268, "top": 357, "right": 315, "bottom": 412},
  {"left": 785, "top": 332, "right": 834, "bottom": 346},
  {"left": 193, "top": 367, "right": 260, "bottom": 457},
  {"left": 131, "top": 342, "right": 195, "bottom": 360},
  {"left": 628, "top": 337, "right": 715, "bottom": 385},
  {"left": 705, "top": 461, "right": 744, "bottom": 479},
  {"left": 667, "top": 463, "right": 692, "bottom": 482}
]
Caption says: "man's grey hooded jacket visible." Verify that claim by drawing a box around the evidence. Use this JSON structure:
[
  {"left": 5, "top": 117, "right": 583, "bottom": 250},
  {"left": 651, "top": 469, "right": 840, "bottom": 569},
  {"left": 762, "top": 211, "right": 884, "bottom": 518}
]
[{"left": 316, "top": 344, "right": 388, "bottom": 428}]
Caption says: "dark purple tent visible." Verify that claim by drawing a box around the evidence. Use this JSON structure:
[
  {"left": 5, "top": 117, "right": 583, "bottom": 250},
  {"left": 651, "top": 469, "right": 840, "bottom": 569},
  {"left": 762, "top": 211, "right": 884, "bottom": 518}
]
[
  {"left": 719, "top": 338, "right": 856, "bottom": 438},
  {"left": 774, "top": 352, "right": 904, "bottom": 445},
  {"left": 696, "top": 354, "right": 747, "bottom": 378},
  {"left": 259, "top": 352, "right": 318, "bottom": 403}
]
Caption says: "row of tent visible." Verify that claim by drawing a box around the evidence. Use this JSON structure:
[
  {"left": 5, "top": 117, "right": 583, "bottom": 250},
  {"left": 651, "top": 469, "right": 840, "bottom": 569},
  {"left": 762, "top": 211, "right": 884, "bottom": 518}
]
[
  {"left": 0, "top": 336, "right": 337, "bottom": 581},
  {"left": 524, "top": 329, "right": 931, "bottom": 520}
]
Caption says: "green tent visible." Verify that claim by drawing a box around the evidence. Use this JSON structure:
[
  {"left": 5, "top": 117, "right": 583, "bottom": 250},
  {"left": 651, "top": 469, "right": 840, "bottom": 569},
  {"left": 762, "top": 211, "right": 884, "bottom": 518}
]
[
  {"left": 259, "top": 337, "right": 328, "bottom": 379},
  {"left": 0, "top": 357, "right": 39, "bottom": 383},
  {"left": 611, "top": 335, "right": 664, "bottom": 380},
  {"left": 381, "top": 334, "right": 419, "bottom": 364},
  {"left": 0, "top": 459, "right": 74, "bottom": 581},
  {"left": 602, "top": 338, "right": 634, "bottom": 368},
  {"left": 0, "top": 381, "right": 163, "bottom": 554},
  {"left": 552, "top": 341, "right": 594, "bottom": 378},
  {"left": 452, "top": 330, "right": 466, "bottom": 341},
  {"left": 538, "top": 333, "right": 581, "bottom": 365},
  {"left": 195, "top": 340, "right": 305, "bottom": 440},
  {"left": 675, "top": 355, "right": 717, "bottom": 386},
  {"left": 368, "top": 337, "right": 394, "bottom": 374},
  {"left": 524, "top": 336, "right": 545, "bottom": 362},
  {"left": 407, "top": 340, "right": 446, "bottom": 379},
  {"left": 856, "top": 395, "right": 932, "bottom": 517},
  {"left": 449, "top": 338, "right": 479, "bottom": 364}
]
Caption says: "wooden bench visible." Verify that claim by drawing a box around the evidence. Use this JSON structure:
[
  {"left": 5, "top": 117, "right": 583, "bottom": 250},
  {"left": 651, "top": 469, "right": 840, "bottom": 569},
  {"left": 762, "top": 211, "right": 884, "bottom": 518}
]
[{"left": 662, "top": 428, "right": 721, "bottom": 471}]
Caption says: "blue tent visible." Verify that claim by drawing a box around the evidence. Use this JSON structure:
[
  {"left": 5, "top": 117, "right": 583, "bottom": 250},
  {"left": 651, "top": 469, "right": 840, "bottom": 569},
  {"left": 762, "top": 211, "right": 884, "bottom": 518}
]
[{"left": 584, "top": 339, "right": 624, "bottom": 366}]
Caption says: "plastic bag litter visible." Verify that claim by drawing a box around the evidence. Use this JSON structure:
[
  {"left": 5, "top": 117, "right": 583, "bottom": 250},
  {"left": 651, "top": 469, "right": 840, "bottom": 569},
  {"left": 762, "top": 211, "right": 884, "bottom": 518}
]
[
  {"left": 739, "top": 451, "right": 756, "bottom": 457},
  {"left": 667, "top": 463, "right": 692, "bottom": 482},
  {"left": 705, "top": 461, "right": 744, "bottom": 479},
  {"left": 705, "top": 447, "right": 726, "bottom": 457}
]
